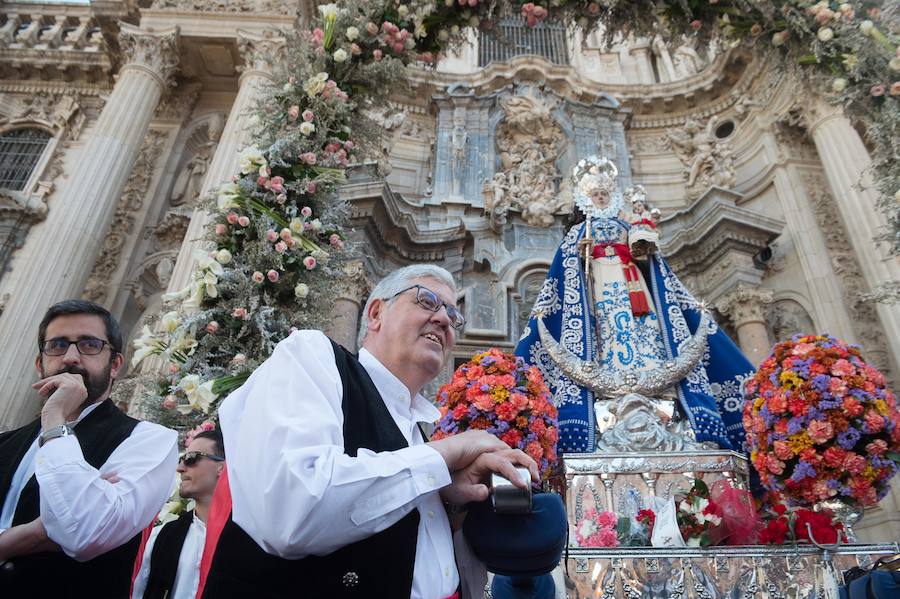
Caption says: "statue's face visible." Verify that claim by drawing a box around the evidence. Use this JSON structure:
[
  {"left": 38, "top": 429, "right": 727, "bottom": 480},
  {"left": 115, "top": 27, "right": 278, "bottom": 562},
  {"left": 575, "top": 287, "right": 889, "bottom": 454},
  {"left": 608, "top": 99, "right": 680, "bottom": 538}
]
[
  {"left": 634, "top": 201, "right": 646, "bottom": 212},
  {"left": 589, "top": 188, "right": 610, "bottom": 209}
]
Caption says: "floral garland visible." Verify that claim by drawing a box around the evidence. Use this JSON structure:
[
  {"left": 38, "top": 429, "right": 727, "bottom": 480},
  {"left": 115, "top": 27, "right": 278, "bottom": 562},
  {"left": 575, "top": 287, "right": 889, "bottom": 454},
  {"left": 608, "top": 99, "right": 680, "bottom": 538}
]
[
  {"left": 432, "top": 348, "right": 559, "bottom": 478},
  {"left": 743, "top": 334, "right": 900, "bottom": 507}
]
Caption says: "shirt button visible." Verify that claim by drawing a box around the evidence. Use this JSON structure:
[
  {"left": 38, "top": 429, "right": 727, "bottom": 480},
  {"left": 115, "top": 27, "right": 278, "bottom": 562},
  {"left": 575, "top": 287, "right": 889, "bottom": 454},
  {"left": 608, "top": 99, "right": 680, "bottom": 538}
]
[
  {"left": 444, "top": 566, "right": 450, "bottom": 577},
  {"left": 426, "top": 474, "right": 436, "bottom": 487},
  {"left": 427, "top": 510, "right": 435, "bottom": 519}
]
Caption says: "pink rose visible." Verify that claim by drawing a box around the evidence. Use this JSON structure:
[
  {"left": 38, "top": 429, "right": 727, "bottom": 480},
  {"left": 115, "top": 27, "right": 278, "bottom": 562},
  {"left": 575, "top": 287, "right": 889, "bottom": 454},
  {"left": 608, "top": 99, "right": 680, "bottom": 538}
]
[
  {"left": 266, "top": 229, "right": 278, "bottom": 242},
  {"left": 275, "top": 241, "right": 287, "bottom": 253},
  {"left": 275, "top": 193, "right": 287, "bottom": 204},
  {"left": 206, "top": 321, "right": 219, "bottom": 334},
  {"left": 226, "top": 212, "right": 239, "bottom": 225},
  {"left": 162, "top": 396, "right": 177, "bottom": 410},
  {"left": 344, "top": 140, "right": 354, "bottom": 150},
  {"left": 252, "top": 271, "right": 265, "bottom": 284},
  {"left": 232, "top": 307, "right": 248, "bottom": 319},
  {"left": 201, "top": 420, "right": 215, "bottom": 431},
  {"left": 169, "top": 363, "right": 180, "bottom": 374},
  {"left": 306, "top": 181, "right": 317, "bottom": 194},
  {"left": 280, "top": 228, "right": 292, "bottom": 241},
  {"left": 690, "top": 19, "right": 702, "bottom": 30},
  {"left": 329, "top": 233, "right": 341, "bottom": 246},
  {"left": 890, "top": 81, "right": 900, "bottom": 96},
  {"left": 238, "top": 216, "right": 250, "bottom": 227},
  {"left": 257, "top": 175, "right": 268, "bottom": 187},
  {"left": 301, "top": 152, "right": 317, "bottom": 165},
  {"left": 351, "top": 43, "right": 361, "bottom": 55},
  {"left": 303, "top": 256, "right": 317, "bottom": 270},
  {"left": 267, "top": 269, "right": 280, "bottom": 283},
  {"left": 300, "top": 206, "right": 313, "bottom": 217},
  {"left": 287, "top": 105, "right": 300, "bottom": 122},
  {"left": 268, "top": 176, "right": 284, "bottom": 193},
  {"left": 302, "top": 110, "right": 314, "bottom": 122},
  {"left": 215, "top": 223, "right": 227, "bottom": 235},
  {"left": 373, "top": 49, "right": 382, "bottom": 61},
  {"left": 366, "top": 22, "right": 378, "bottom": 36}
]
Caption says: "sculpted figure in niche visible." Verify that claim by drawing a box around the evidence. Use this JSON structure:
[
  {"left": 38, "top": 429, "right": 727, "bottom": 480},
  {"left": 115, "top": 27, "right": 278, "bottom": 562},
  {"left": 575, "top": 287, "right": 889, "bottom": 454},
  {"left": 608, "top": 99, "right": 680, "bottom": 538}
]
[
  {"left": 170, "top": 116, "right": 224, "bottom": 207},
  {"left": 484, "top": 92, "right": 568, "bottom": 229},
  {"left": 515, "top": 156, "right": 754, "bottom": 453},
  {"left": 666, "top": 116, "right": 736, "bottom": 199}
]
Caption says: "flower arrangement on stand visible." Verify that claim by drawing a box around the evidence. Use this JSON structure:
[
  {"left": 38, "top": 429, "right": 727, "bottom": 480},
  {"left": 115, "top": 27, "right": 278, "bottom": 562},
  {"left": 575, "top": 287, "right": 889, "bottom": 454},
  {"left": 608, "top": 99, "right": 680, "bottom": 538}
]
[
  {"left": 676, "top": 480, "right": 724, "bottom": 547},
  {"left": 432, "top": 348, "right": 559, "bottom": 479},
  {"left": 757, "top": 498, "right": 846, "bottom": 545},
  {"left": 743, "top": 334, "right": 900, "bottom": 509}
]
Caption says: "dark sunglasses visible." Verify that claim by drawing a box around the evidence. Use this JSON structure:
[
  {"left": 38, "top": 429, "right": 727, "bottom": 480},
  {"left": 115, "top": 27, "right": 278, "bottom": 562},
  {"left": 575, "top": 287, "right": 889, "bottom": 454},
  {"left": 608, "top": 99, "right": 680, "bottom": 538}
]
[
  {"left": 40, "top": 337, "right": 111, "bottom": 356},
  {"left": 392, "top": 285, "right": 465, "bottom": 331},
  {"left": 179, "top": 451, "right": 225, "bottom": 467}
]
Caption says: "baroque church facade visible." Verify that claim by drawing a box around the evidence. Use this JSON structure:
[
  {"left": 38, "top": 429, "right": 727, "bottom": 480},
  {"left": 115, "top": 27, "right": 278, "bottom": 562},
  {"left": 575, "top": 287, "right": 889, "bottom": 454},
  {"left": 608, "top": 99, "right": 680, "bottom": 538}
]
[{"left": 1, "top": 0, "right": 898, "bottom": 540}]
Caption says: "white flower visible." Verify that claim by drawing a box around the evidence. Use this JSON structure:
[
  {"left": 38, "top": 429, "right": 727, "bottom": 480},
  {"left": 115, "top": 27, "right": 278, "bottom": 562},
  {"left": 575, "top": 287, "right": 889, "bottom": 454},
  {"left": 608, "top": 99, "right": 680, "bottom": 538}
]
[
  {"left": 817, "top": 27, "right": 834, "bottom": 42},
  {"left": 131, "top": 325, "right": 161, "bottom": 367},
  {"left": 304, "top": 72, "right": 329, "bottom": 97},
  {"left": 216, "top": 182, "right": 241, "bottom": 211},
  {"left": 172, "top": 327, "right": 198, "bottom": 355},
  {"left": 179, "top": 375, "right": 217, "bottom": 413},
  {"left": 161, "top": 311, "right": 180, "bottom": 334},
  {"left": 237, "top": 145, "right": 267, "bottom": 175},
  {"left": 398, "top": 4, "right": 409, "bottom": 17},
  {"left": 345, "top": 26, "right": 359, "bottom": 41},
  {"left": 890, "top": 57, "right": 900, "bottom": 72},
  {"left": 299, "top": 122, "right": 316, "bottom": 136},
  {"left": 282, "top": 82, "right": 294, "bottom": 93},
  {"left": 310, "top": 218, "right": 322, "bottom": 231},
  {"left": 859, "top": 20, "right": 874, "bottom": 35},
  {"left": 577, "top": 520, "right": 597, "bottom": 540},
  {"left": 215, "top": 249, "right": 232, "bottom": 265},
  {"left": 832, "top": 78, "right": 848, "bottom": 92},
  {"left": 687, "top": 536, "right": 702, "bottom": 547},
  {"left": 294, "top": 283, "right": 310, "bottom": 298},
  {"left": 333, "top": 48, "right": 348, "bottom": 62},
  {"left": 289, "top": 217, "right": 304, "bottom": 234},
  {"left": 157, "top": 500, "right": 183, "bottom": 524},
  {"left": 317, "top": 3, "right": 338, "bottom": 20},
  {"left": 203, "top": 271, "right": 219, "bottom": 299}
]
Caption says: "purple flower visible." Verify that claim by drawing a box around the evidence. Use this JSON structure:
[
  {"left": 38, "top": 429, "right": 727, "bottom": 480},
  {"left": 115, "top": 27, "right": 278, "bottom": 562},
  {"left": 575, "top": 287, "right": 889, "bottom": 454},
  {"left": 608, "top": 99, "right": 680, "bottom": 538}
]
[
  {"left": 787, "top": 418, "right": 803, "bottom": 435},
  {"left": 480, "top": 384, "right": 490, "bottom": 392},
  {"left": 811, "top": 374, "right": 831, "bottom": 393},
  {"left": 837, "top": 428, "right": 861, "bottom": 449},
  {"left": 790, "top": 460, "right": 816, "bottom": 482}
]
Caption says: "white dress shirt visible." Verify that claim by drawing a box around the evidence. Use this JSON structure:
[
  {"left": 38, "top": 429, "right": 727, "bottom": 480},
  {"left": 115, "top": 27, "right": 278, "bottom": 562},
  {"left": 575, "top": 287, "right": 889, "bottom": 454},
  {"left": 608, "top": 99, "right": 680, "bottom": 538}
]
[
  {"left": 218, "top": 330, "right": 459, "bottom": 599},
  {"left": 0, "top": 400, "right": 177, "bottom": 561},
  {"left": 131, "top": 512, "right": 206, "bottom": 599}
]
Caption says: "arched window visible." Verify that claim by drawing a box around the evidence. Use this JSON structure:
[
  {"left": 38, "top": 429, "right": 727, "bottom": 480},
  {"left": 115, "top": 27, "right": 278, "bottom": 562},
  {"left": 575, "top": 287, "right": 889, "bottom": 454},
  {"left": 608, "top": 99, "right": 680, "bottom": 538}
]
[{"left": 0, "top": 128, "right": 53, "bottom": 191}]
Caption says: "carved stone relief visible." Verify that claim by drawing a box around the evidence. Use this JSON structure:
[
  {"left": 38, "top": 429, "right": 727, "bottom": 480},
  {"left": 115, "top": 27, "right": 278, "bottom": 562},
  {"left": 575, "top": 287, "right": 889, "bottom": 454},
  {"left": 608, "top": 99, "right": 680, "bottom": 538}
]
[
  {"left": 803, "top": 172, "right": 893, "bottom": 378},
  {"left": 118, "top": 24, "right": 180, "bottom": 89},
  {"left": 717, "top": 284, "right": 774, "bottom": 328},
  {"left": 482, "top": 91, "right": 569, "bottom": 230},
  {"left": 83, "top": 129, "right": 169, "bottom": 303},
  {"left": 169, "top": 115, "right": 224, "bottom": 207},
  {"left": 516, "top": 269, "right": 547, "bottom": 339},
  {"left": 665, "top": 116, "right": 736, "bottom": 201},
  {"left": 151, "top": 0, "right": 297, "bottom": 14},
  {"left": 767, "top": 299, "right": 815, "bottom": 342}
]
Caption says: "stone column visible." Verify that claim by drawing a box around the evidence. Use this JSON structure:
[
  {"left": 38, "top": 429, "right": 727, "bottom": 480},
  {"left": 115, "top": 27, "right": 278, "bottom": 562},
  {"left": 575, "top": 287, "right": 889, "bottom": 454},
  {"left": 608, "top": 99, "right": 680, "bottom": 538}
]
[
  {"left": 0, "top": 23, "right": 179, "bottom": 429},
  {"left": 165, "top": 30, "right": 285, "bottom": 295},
  {"left": 325, "top": 262, "right": 368, "bottom": 352},
  {"left": 628, "top": 44, "right": 655, "bottom": 85},
  {"left": 717, "top": 285, "right": 774, "bottom": 366},
  {"left": 805, "top": 99, "right": 900, "bottom": 372}
]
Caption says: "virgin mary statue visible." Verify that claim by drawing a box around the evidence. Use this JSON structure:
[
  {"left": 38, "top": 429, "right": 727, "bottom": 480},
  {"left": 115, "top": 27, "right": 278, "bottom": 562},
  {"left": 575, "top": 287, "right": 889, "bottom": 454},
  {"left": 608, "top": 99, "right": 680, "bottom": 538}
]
[{"left": 515, "top": 156, "right": 754, "bottom": 453}]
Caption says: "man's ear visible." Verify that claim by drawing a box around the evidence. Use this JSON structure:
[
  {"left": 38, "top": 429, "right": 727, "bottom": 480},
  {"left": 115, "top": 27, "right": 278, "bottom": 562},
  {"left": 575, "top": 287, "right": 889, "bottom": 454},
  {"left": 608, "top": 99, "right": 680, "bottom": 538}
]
[
  {"left": 366, "top": 298, "right": 386, "bottom": 334},
  {"left": 109, "top": 352, "right": 125, "bottom": 380},
  {"left": 34, "top": 354, "right": 43, "bottom": 378}
]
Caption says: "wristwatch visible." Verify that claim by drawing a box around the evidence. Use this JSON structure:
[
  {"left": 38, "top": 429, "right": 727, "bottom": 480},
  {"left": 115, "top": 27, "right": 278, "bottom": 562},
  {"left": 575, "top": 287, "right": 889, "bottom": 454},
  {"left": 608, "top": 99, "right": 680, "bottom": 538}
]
[{"left": 38, "top": 424, "right": 74, "bottom": 447}]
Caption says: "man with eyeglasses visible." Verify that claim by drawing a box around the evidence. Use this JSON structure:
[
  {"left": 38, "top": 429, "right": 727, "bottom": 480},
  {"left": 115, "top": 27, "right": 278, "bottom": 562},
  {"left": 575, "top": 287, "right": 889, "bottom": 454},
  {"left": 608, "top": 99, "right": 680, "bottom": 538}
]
[
  {"left": 201, "top": 265, "right": 538, "bottom": 599},
  {"left": 132, "top": 429, "right": 225, "bottom": 599},
  {"left": 0, "top": 300, "right": 177, "bottom": 598}
]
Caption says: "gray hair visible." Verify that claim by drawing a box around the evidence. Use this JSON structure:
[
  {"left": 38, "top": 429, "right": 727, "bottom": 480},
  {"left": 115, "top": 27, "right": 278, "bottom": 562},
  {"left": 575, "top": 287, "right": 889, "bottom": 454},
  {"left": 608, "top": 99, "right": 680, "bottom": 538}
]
[{"left": 357, "top": 264, "right": 457, "bottom": 347}]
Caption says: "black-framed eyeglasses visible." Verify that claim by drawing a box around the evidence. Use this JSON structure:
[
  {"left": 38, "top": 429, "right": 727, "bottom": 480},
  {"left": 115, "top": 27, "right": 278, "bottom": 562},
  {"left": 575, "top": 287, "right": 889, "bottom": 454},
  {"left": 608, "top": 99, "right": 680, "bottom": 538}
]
[
  {"left": 391, "top": 285, "right": 465, "bottom": 331},
  {"left": 40, "top": 337, "right": 111, "bottom": 356},
  {"left": 179, "top": 451, "right": 225, "bottom": 467}
]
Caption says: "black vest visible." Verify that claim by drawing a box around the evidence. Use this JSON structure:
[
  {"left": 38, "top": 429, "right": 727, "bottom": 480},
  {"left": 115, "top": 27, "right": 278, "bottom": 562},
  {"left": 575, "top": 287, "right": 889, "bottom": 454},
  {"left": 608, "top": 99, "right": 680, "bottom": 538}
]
[
  {"left": 202, "top": 341, "right": 421, "bottom": 599},
  {"left": 0, "top": 399, "right": 141, "bottom": 599},
  {"left": 141, "top": 508, "right": 196, "bottom": 599}
]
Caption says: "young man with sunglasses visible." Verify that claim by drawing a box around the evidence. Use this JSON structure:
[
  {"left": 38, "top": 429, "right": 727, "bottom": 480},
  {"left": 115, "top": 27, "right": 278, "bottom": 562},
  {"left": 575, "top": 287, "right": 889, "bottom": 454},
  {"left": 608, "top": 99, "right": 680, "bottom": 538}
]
[
  {"left": 132, "top": 429, "right": 225, "bottom": 599},
  {"left": 0, "top": 300, "right": 177, "bottom": 598},
  {"left": 203, "top": 265, "right": 538, "bottom": 598}
]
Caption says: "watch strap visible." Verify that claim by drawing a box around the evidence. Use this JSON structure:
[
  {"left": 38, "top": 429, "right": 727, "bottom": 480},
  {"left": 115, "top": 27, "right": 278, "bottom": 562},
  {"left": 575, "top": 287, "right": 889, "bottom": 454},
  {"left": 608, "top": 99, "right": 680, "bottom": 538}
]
[{"left": 39, "top": 424, "right": 74, "bottom": 447}]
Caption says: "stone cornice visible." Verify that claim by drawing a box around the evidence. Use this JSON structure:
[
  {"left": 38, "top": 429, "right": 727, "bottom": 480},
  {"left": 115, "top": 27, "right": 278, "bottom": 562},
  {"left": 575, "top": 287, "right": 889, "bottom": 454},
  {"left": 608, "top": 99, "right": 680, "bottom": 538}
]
[
  {"left": 661, "top": 186, "right": 784, "bottom": 277},
  {"left": 341, "top": 171, "right": 467, "bottom": 264},
  {"left": 138, "top": 9, "right": 296, "bottom": 39}
]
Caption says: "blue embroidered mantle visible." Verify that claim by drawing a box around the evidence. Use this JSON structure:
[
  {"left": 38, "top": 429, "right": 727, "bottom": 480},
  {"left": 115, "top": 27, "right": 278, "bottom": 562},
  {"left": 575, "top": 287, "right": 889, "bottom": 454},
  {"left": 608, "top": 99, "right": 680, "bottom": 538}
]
[{"left": 514, "top": 221, "right": 755, "bottom": 453}]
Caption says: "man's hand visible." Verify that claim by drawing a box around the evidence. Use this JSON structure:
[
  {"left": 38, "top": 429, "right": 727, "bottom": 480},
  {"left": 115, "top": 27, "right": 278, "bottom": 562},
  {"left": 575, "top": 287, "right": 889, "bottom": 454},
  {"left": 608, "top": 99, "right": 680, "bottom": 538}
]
[
  {"left": 427, "top": 430, "right": 510, "bottom": 472},
  {"left": 0, "top": 518, "right": 60, "bottom": 561},
  {"left": 439, "top": 448, "right": 540, "bottom": 507},
  {"left": 33, "top": 373, "right": 87, "bottom": 429}
]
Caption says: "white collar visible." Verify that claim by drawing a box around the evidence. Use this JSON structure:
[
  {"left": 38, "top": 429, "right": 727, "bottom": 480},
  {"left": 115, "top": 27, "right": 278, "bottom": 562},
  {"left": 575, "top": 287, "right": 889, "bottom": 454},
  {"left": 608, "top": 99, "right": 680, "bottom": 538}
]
[{"left": 358, "top": 348, "right": 440, "bottom": 425}]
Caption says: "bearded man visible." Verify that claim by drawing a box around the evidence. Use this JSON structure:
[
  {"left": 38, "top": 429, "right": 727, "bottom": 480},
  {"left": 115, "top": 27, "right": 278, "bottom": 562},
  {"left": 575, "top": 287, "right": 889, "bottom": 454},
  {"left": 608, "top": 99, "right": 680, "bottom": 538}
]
[{"left": 0, "top": 300, "right": 177, "bottom": 598}]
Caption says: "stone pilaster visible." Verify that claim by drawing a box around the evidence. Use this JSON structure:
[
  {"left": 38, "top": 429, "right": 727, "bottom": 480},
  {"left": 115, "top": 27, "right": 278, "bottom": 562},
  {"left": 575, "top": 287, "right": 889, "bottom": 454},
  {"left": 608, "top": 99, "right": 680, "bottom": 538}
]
[
  {"left": 717, "top": 284, "right": 774, "bottom": 366},
  {"left": 804, "top": 99, "right": 900, "bottom": 374},
  {"left": 0, "top": 24, "right": 179, "bottom": 429},
  {"left": 325, "top": 261, "right": 368, "bottom": 352},
  {"left": 164, "top": 30, "right": 285, "bottom": 296}
]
